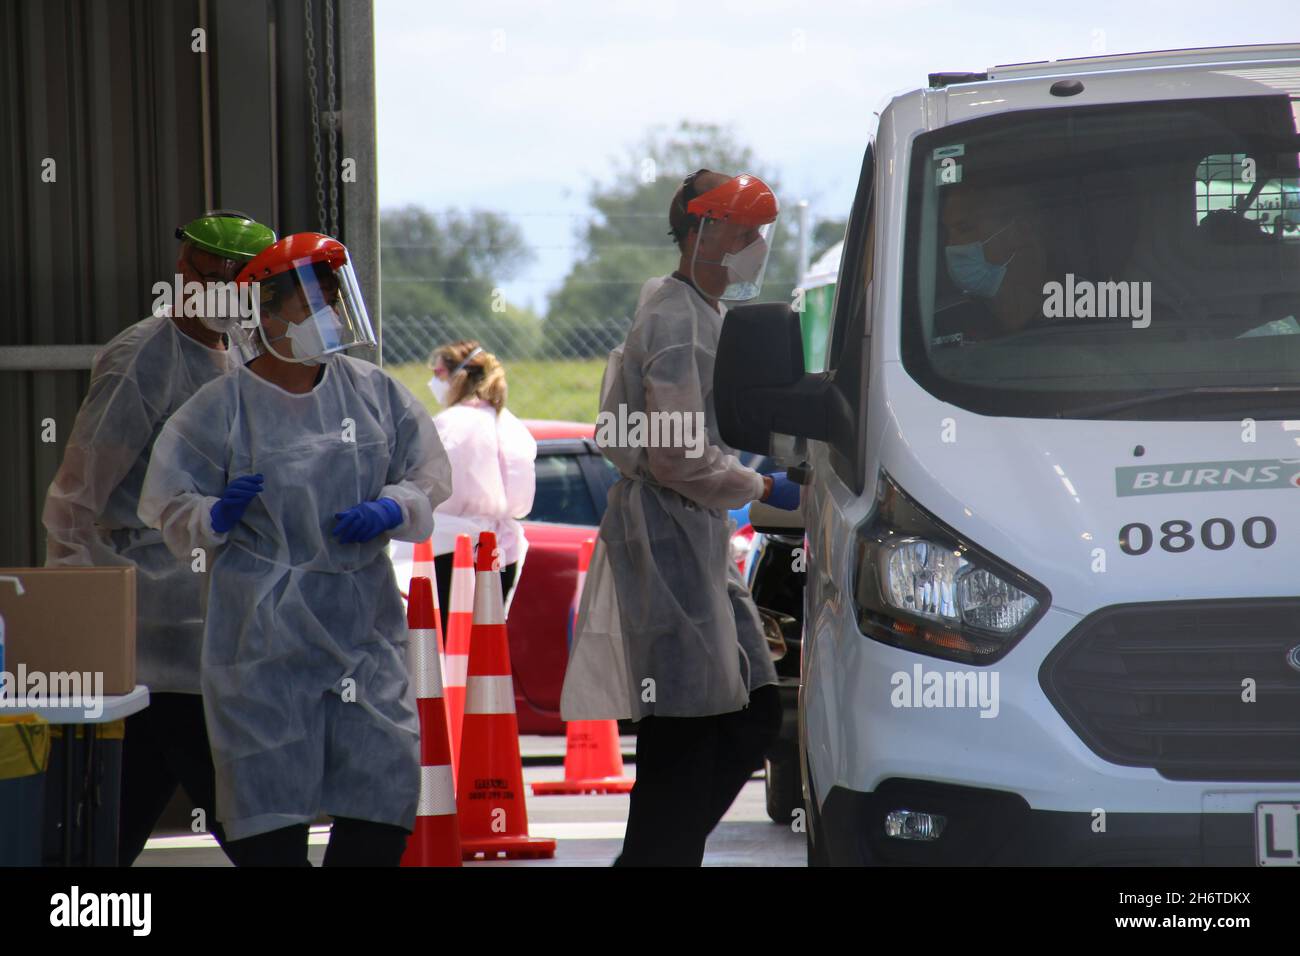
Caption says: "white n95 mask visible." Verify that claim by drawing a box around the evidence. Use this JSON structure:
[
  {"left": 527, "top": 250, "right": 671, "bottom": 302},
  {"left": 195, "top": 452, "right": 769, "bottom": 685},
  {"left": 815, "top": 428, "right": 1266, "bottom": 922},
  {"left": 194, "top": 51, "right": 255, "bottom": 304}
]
[
  {"left": 721, "top": 236, "right": 769, "bottom": 286},
  {"left": 428, "top": 375, "right": 451, "bottom": 405},
  {"left": 261, "top": 305, "right": 342, "bottom": 365},
  {"left": 288, "top": 306, "right": 343, "bottom": 360}
]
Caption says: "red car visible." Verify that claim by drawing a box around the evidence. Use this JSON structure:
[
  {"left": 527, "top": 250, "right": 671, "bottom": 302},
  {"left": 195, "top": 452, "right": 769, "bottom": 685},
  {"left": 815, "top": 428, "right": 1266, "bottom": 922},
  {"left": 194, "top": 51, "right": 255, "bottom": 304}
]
[
  {"left": 391, "top": 420, "right": 617, "bottom": 734},
  {"left": 505, "top": 421, "right": 618, "bottom": 733}
]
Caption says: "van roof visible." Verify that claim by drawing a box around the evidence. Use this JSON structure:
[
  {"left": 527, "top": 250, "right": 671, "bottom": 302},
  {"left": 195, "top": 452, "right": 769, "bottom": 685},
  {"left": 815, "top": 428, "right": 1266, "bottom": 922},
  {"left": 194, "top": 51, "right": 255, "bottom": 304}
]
[
  {"left": 928, "top": 43, "right": 1300, "bottom": 87},
  {"left": 906, "top": 44, "right": 1300, "bottom": 132}
]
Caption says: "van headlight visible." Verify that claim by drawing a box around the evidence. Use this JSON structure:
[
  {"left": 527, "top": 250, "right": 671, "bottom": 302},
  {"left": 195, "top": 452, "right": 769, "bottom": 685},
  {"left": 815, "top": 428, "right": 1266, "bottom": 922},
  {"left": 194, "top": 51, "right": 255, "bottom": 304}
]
[{"left": 855, "top": 474, "right": 1049, "bottom": 664}]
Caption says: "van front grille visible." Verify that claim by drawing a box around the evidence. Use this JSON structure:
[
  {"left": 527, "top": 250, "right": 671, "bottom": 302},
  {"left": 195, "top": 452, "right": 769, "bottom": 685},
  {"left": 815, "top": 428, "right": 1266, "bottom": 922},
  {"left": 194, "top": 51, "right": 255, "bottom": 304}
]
[{"left": 1040, "top": 600, "right": 1300, "bottom": 781}]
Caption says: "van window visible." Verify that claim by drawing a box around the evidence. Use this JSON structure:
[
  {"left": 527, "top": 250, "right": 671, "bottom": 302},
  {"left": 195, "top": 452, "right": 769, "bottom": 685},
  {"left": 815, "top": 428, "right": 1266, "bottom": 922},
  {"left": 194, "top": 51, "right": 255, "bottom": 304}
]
[
  {"left": 1195, "top": 152, "right": 1300, "bottom": 235},
  {"left": 826, "top": 143, "right": 875, "bottom": 371},
  {"left": 820, "top": 143, "right": 876, "bottom": 491},
  {"left": 901, "top": 93, "right": 1300, "bottom": 420}
]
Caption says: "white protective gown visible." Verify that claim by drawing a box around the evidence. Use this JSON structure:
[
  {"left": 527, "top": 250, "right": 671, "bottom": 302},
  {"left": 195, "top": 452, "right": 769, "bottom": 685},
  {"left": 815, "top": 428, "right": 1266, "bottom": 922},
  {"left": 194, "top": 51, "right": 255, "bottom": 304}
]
[
  {"left": 41, "top": 313, "right": 238, "bottom": 693},
  {"left": 137, "top": 355, "right": 452, "bottom": 840},
  {"left": 430, "top": 400, "right": 537, "bottom": 566},
  {"left": 560, "top": 275, "right": 777, "bottom": 721}
]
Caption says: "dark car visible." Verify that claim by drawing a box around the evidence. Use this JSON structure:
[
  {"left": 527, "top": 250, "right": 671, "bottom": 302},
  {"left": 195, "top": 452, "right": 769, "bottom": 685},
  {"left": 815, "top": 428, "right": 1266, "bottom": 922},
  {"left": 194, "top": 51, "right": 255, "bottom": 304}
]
[{"left": 743, "top": 528, "right": 805, "bottom": 824}]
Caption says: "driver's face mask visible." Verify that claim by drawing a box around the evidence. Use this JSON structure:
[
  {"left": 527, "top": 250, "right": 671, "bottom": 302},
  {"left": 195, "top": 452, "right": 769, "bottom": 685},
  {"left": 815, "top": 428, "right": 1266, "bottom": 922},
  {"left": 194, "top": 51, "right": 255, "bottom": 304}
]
[{"left": 944, "top": 223, "right": 1015, "bottom": 299}]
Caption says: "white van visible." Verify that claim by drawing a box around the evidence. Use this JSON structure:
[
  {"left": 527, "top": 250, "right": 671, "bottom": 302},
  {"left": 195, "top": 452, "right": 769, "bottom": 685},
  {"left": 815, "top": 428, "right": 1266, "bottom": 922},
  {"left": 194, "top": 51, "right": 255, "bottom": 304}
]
[{"left": 715, "top": 44, "right": 1300, "bottom": 865}]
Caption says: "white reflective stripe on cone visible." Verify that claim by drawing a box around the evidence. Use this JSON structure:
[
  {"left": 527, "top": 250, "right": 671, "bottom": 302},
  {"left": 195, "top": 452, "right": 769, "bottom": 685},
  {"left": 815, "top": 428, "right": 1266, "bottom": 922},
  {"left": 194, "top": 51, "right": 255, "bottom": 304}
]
[
  {"left": 416, "top": 764, "right": 456, "bottom": 817},
  {"left": 471, "top": 571, "right": 505, "bottom": 625},
  {"left": 413, "top": 561, "right": 435, "bottom": 582},
  {"left": 408, "top": 628, "right": 444, "bottom": 699},
  {"left": 444, "top": 653, "right": 469, "bottom": 687},
  {"left": 464, "top": 675, "right": 516, "bottom": 715},
  {"left": 450, "top": 572, "right": 474, "bottom": 613}
]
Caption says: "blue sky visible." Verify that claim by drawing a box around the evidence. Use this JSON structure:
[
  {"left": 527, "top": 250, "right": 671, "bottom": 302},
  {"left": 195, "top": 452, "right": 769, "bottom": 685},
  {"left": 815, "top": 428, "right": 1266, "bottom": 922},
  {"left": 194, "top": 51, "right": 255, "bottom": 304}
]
[{"left": 374, "top": 0, "right": 1295, "bottom": 312}]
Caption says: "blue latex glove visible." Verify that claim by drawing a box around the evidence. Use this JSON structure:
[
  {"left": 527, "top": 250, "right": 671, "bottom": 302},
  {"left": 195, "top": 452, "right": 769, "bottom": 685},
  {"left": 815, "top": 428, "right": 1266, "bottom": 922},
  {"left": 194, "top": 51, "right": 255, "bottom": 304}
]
[
  {"left": 765, "top": 472, "right": 801, "bottom": 512},
  {"left": 209, "top": 474, "right": 264, "bottom": 534},
  {"left": 333, "top": 498, "right": 403, "bottom": 544}
]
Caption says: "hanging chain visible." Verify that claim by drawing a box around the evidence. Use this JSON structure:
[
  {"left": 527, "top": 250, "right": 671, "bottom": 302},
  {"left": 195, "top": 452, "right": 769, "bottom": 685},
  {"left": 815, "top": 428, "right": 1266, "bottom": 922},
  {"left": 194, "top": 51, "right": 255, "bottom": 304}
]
[
  {"left": 304, "top": 0, "right": 326, "bottom": 234},
  {"left": 324, "top": 0, "right": 340, "bottom": 237}
]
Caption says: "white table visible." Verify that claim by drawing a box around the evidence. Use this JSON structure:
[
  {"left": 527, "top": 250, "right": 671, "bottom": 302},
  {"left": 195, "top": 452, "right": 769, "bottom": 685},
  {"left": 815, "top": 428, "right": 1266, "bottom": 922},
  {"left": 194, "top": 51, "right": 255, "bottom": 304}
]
[{"left": 0, "top": 685, "right": 150, "bottom": 865}]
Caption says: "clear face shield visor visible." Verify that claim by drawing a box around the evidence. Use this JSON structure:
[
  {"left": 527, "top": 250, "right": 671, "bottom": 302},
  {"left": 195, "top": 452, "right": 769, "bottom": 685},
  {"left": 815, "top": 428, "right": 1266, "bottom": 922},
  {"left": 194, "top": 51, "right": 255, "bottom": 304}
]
[
  {"left": 688, "top": 217, "right": 777, "bottom": 302},
  {"left": 250, "top": 257, "right": 376, "bottom": 365}
]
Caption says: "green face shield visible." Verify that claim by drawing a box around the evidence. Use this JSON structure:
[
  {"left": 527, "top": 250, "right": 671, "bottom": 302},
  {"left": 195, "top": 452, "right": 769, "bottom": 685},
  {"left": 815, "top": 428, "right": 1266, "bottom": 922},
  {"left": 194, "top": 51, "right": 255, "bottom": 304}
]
[
  {"left": 175, "top": 213, "right": 277, "bottom": 263},
  {"left": 173, "top": 213, "right": 277, "bottom": 337}
]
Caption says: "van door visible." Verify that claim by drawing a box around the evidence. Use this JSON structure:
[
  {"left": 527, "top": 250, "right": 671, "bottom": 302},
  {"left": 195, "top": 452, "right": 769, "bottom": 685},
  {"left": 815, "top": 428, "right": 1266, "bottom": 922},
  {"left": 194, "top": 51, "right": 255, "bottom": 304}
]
[{"left": 802, "top": 141, "right": 879, "bottom": 801}]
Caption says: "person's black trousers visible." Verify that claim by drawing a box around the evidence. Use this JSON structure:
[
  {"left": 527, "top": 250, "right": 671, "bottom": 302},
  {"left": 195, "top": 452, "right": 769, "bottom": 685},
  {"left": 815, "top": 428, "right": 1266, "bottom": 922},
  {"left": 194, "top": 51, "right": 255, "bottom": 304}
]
[
  {"left": 615, "top": 683, "right": 782, "bottom": 866},
  {"left": 118, "top": 692, "right": 230, "bottom": 866},
  {"left": 222, "top": 817, "right": 411, "bottom": 866},
  {"left": 432, "top": 552, "right": 517, "bottom": 635}
]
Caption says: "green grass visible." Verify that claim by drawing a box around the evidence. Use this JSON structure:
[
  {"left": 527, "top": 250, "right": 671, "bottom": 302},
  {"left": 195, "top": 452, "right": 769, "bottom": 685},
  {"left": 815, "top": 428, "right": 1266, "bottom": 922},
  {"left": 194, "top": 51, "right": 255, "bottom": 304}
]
[{"left": 386, "top": 358, "right": 607, "bottom": 424}]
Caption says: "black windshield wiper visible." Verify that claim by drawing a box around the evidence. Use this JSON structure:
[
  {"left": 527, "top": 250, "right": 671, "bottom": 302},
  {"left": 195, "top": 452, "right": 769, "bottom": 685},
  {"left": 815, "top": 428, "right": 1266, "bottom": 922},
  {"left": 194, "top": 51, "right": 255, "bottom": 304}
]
[{"left": 1057, "top": 385, "right": 1300, "bottom": 419}]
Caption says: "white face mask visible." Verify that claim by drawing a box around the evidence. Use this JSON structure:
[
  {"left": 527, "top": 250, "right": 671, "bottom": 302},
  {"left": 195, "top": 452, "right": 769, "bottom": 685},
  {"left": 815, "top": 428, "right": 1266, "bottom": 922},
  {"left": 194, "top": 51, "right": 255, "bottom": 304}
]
[
  {"left": 261, "top": 305, "right": 341, "bottom": 365},
  {"left": 721, "top": 236, "right": 769, "bottom": 285},
  {"left": 197, "top": 314, "right": 240, "bottom": 334},
  {"left": 427, "top": 347, "right": 484, "bottom": 405},
  {"left": 427, "top": 375, "right": 451, "bottom": 405}
]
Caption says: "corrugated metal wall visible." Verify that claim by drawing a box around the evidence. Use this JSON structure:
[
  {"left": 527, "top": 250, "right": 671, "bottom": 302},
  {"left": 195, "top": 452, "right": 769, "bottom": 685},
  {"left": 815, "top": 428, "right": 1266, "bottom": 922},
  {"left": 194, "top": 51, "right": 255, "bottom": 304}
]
[{"left": 0, "top": 0, "right": 377, "bottom": 567}]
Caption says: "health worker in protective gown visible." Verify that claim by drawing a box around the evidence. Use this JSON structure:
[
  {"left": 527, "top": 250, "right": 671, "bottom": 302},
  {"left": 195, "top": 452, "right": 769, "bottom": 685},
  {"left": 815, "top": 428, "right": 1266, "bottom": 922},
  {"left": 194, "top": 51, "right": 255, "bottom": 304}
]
[
  {"left": 42, "top": 210, "right": 276, "bottom": 865},
  {"left": 139, "top": 233, "right": 452, "bottom": 866},
  {"left": 560, "top": 170, "right": 801, "bottom": 866}
]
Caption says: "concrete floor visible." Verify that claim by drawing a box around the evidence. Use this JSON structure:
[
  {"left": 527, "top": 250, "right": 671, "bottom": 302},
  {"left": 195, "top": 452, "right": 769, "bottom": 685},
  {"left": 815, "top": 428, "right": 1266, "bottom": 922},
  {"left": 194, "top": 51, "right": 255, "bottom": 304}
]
[{"left": 133, "top": 737, "right": 807, "bottom": 867}]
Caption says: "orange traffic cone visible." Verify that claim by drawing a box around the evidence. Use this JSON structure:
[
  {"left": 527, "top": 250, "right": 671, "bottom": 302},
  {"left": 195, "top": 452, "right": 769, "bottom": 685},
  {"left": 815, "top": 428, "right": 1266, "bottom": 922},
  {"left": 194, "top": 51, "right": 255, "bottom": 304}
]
[
  {"left": 411, "top": 538, "right": 445, "bottom": 662},
  {"left": 443, "top": 534, "right": 475, "bottom": 785},
  {"left": 400, "top": 576, "right": 462, "bottom": 867},
  {"left": 533, "top": 538, "right": 634, "bottom": 796},
  {"left": 457, "top": 532, "right": 556, "bottom": 860}
]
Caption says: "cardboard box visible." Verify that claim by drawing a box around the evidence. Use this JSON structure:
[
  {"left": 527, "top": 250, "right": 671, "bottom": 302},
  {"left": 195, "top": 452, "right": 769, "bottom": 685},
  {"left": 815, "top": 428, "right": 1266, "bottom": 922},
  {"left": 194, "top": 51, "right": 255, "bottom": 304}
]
[{"left": 0, "top": 567, "right": 137, "bottom": 696}]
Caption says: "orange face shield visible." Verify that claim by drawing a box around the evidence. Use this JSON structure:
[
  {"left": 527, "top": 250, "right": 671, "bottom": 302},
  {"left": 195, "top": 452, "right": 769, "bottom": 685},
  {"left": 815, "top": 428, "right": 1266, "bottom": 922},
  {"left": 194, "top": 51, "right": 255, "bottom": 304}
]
[{"left": 684, "top": 174, "right": 779, "bottom": 301}]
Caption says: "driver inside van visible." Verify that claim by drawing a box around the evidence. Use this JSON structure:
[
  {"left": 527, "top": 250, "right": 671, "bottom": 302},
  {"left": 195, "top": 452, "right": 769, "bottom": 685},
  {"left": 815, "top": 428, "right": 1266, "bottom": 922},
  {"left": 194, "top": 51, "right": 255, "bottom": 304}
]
[{"left": 939, "top": 184, "right": 1052, "bottom": 340}]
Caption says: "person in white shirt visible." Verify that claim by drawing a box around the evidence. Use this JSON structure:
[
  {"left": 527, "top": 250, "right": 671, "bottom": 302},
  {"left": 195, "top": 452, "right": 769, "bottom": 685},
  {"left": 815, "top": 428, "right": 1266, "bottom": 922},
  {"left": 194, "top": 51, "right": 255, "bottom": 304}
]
[{"left": 426, "top": 341, "right": 537, "bottom": 628}]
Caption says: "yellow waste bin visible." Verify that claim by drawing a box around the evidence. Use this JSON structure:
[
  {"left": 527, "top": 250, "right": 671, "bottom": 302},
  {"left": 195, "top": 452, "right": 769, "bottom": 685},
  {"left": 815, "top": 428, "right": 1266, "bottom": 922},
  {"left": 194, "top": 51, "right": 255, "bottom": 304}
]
[{"left": 0, "top": 715, "right": 51, "bottom": 866}]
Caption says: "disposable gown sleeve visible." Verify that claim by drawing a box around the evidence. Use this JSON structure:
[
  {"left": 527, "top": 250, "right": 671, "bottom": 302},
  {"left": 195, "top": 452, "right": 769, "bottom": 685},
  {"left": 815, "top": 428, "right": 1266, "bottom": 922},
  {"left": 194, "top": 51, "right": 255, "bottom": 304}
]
[
  {"left": 497, "top": 409, "right": 537, "bottom": 520},
  {"left": 136, "top": 402, "right": 231, "bottom": 561},
  {"left": 641, "top": 343, "right": 766, "bottom": 510},
  {"left": 42, "top": 368, "right": 161, "bottom": 568},
  {"left": 379, "top": 384, "right": 453, "bottom": 543}
]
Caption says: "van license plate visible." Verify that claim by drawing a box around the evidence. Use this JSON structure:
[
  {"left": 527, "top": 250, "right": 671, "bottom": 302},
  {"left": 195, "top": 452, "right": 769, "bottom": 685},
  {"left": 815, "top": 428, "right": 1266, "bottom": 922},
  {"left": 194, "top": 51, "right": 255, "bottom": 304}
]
[{"left": 1256, "top": 803, "right": 1300, "bottom": 865}]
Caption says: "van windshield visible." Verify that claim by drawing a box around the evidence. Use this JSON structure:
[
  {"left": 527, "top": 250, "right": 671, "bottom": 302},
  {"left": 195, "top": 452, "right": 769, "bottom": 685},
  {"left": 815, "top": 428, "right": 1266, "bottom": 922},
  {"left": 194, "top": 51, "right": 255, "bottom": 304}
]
[{"left": 901, "top": 91, "right": 1300, "bottom": 420}]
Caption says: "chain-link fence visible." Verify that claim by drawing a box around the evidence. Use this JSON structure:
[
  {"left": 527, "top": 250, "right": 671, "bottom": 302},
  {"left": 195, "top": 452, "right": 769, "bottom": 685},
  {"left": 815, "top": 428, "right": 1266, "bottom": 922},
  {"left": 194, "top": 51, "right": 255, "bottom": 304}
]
[{"left": 381, "top": 313, "right": 633, "bottom": 424}]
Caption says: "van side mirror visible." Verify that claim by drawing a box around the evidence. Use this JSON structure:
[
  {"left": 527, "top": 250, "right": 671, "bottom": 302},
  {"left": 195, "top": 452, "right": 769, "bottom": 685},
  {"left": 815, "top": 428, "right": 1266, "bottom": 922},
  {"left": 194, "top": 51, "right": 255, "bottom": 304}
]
[{"left": 714, "top": 302, "right": 835, "bottom": 455}]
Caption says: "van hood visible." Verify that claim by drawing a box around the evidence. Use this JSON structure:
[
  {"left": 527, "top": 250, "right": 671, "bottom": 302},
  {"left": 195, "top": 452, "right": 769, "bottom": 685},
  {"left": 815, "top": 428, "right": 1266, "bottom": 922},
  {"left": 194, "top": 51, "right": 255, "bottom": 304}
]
[{"left": 878, "top": 363, "right": 1300, "bottom": 614}]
